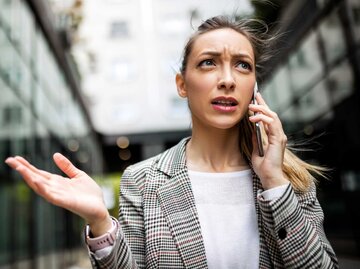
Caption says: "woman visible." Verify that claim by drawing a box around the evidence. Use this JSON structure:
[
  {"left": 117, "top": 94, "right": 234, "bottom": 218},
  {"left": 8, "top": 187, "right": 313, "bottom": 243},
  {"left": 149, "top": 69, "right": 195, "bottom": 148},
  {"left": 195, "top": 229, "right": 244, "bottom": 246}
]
[{"left": 5, "top": 16, "right": 338, "bottom": 268}]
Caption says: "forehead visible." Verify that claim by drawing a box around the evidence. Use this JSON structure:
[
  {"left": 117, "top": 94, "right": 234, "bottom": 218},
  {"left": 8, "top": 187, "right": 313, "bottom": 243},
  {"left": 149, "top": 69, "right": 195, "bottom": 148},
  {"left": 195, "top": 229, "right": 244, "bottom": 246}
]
[{"left": 191, "top": 28, "right": 254, "bottom": 58}]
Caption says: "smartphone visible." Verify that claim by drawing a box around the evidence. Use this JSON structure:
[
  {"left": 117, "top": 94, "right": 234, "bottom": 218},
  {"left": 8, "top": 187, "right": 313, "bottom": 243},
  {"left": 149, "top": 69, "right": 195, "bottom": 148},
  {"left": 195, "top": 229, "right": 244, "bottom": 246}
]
[{"left": 253, "top": 82, "right": 264, "bottom": 157}]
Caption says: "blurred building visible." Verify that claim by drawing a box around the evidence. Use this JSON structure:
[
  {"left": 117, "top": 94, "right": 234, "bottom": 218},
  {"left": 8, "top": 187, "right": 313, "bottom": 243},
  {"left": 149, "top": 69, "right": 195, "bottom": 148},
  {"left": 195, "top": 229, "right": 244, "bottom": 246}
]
[
  {"left": 1, "top": 0, "right": 360, "bottom": 268},
  {"left": 0, "top": 0, "right": 103, "bottom": 268},
  {"left": 258, "top": 0, "right": 360, "bottom": 264}
]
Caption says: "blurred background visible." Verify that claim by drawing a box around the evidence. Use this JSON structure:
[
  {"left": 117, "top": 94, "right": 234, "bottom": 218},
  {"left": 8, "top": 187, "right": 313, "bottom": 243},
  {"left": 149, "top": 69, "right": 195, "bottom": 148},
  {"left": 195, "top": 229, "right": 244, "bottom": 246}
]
[{"left": 1, "top": 0, "right": 360, "bottom": 268}]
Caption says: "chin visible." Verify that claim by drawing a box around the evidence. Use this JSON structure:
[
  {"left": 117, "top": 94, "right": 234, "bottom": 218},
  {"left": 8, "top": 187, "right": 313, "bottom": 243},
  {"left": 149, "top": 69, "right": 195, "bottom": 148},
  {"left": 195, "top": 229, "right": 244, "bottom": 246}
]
[
  {"left": 193, "top": 114, "right": 242, "bottom": 131},
  {"left": 210, "top": 120, "right": 240, "bottom": 130}
]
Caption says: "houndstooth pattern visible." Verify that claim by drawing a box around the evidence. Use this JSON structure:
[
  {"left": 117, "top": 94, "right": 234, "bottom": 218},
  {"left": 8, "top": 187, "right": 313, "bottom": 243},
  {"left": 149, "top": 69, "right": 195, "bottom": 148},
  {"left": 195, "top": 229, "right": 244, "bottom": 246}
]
[{"left": 88, "top": 137, "right": 338, "bottom": 269}]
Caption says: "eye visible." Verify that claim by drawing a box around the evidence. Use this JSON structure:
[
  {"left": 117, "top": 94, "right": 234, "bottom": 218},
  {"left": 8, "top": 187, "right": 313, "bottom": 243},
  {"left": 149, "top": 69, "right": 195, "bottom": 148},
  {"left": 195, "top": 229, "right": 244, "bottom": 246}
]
[
  {"left": 236, "top": 61, "right": 252, "bottom": 71},
  {"left": 198, "top": 59, "right": 215, "bottom": 67}
]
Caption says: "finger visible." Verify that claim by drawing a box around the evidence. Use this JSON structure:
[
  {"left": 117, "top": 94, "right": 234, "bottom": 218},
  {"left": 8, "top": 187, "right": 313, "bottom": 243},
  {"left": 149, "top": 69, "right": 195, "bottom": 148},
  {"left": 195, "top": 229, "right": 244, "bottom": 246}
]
[
  {"left": 255, "top": 92, "right": 269, "bottom": 108},
  {"left": 53, "top": 153, "right": 82, "bottom": 178},
  {"left": 16, "top": 165, "right": 44, "bottom": 193},
  {"left": 249, "top": 101, "right": 283, "bottom": 129},
  {"left": 20, "top": 170, "right": 70, "bottom": 209},
  {"left": 5, "top": 157, "right": 20, "bottom": 170},
  {"left": 249, "top": 113, "right": 275, "bottom": 125},
  {"left": 6, "top": 158, "right": 46, "bottom": 193},
  {"left": 263, "top": 123, "right": 270, "bottom": 138},
  {"left": 249, "top": 103, "right": 276, "bottom": 118},
  {"left": 249, "top": 113, "right": 284, "bottom": 139},
  {"left": 14, "top": 156, "right": 52, "bottom": 179}
]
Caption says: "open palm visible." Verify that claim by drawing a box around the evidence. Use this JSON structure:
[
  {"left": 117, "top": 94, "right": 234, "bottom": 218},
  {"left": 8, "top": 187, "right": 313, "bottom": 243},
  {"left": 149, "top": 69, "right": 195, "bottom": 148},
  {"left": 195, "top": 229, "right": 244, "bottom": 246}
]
[{"left": 5, "top": 153, "right": 109, "bottom": 229}]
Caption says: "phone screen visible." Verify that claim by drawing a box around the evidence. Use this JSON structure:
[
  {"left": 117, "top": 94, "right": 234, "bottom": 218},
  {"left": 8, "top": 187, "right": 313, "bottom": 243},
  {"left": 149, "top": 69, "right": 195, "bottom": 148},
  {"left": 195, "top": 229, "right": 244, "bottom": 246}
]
[{"left": 253, "top": 82, "right": 264, "bottom": 157}]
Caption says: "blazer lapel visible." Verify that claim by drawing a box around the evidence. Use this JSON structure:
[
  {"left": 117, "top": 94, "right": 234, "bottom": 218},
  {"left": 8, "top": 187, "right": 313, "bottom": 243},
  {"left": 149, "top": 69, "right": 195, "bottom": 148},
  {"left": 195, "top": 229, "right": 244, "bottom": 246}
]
[{"left": 156, "top": 138, "right": 208, "bottom": 269}]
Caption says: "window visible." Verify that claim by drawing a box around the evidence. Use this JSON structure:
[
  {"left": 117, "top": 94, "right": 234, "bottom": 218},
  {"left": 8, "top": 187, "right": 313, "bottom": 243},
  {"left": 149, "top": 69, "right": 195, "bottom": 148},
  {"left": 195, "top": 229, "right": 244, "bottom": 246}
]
[
  {"left": 319, "top": 9, "right": 346, "bottom": 64},
  {"left": 271, "top": 65, "right": 293, "bottom": 109},
  {"left": 288, "top": 31, "right": 323, "bottom": 94},
  {"left": 0, "top": 30, "right": 14, "bottom": 83},
  {"left": 297, "top": 79, "right": 331, "bottom": 122},
  {"left": 110, "top": 59, "right": 137, "bottom": 82},
  {"left": 109, "top": 21, "right": 129, "bottom": 38},
  {"left": 2, "top": 106, "right": 22, "bottom": 126},
  {"left": 327, "top": 60, "right": 353, "bottom": 106}
]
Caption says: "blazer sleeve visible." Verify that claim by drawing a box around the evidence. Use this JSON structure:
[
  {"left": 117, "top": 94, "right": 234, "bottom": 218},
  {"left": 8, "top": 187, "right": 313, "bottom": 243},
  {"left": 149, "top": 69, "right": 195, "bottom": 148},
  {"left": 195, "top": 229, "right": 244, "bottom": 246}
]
[
  {"left": 258, "top": 182, "right": 339, "bottom": 269},
  {"left": 88, "top": 165, "right": 146, "bottom": 269}
]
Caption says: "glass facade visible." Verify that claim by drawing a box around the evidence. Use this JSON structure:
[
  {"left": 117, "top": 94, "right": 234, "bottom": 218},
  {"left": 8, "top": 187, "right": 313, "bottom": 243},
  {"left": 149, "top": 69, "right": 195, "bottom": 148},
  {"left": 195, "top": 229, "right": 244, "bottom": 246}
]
[
  {"left": 262, "top": 0, "right": 360, "bottom": 260},
  {"left": 262, "top": 3, "right": 354, "bottom": 127},
  {"left": 0, "top": 0, "right": 103, "bottom": 267}
]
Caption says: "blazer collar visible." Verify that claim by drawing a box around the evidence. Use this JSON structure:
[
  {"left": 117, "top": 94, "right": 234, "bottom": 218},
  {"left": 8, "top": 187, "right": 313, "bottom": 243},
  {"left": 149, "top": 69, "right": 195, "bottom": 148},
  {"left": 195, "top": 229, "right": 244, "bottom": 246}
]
[
  {"left": 156, "top": 136, "right": 190, "bottom": 177},
  {"left": 156, "top": 137, "right": 208, "bottom": 268}
]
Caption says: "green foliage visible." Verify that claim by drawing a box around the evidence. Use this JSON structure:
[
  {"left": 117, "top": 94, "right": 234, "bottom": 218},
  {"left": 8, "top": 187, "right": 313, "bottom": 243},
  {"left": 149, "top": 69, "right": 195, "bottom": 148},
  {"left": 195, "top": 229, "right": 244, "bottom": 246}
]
[{"left": 95, "top": 173, "right": 122, "bottom": 218}]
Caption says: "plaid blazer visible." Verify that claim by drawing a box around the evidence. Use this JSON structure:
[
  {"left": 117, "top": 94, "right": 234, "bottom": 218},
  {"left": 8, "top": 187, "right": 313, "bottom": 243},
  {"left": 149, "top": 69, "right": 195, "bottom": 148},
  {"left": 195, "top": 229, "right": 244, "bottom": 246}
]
[{"left": 89, "top": 137, "right": 338, "bottom": 268}]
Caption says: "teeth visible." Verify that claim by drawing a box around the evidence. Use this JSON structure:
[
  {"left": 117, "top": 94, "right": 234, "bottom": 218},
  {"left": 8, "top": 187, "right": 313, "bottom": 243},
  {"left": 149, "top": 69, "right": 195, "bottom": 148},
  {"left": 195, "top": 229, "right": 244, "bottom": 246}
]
[{"left": 214, "top": 100, "right": 235, "bottom": 106}]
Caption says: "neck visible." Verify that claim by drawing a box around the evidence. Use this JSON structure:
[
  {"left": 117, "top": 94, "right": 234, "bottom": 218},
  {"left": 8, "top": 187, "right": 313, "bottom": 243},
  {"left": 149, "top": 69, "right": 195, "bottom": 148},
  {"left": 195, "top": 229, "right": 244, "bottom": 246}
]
[{"left": 186, "top": 124, "right": 249, "bottom": 173}]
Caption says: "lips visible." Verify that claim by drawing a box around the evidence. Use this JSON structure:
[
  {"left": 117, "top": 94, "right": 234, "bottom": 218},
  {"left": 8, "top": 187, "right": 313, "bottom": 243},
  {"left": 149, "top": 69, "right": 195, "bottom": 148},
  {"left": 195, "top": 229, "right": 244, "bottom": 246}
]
[
  {"left": 211, "top": 96, "right": 238, "bottom": 112},
  {"left": 211, "top": 97, "right": 238, "bottom": 107}
]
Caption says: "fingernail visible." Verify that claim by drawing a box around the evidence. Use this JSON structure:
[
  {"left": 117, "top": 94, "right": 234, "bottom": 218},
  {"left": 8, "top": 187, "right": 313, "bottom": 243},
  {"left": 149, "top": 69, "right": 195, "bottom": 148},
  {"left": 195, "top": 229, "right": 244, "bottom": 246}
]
[
  {"left": 15, "top": 156, "right": 24, "bottom": 161},
  {"left": 5, "top": 157, "right": 13, "bottom": 163}
]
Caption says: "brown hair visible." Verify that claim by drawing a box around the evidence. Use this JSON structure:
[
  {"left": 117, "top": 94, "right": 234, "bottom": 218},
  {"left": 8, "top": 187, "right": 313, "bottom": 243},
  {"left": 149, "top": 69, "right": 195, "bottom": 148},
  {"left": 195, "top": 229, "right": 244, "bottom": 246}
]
[
  {"left": 180, "top": 15, "right": 276, "bottom": 75},
  {"left": 180, "top": 15, "right": 328, "bottom": 192}
]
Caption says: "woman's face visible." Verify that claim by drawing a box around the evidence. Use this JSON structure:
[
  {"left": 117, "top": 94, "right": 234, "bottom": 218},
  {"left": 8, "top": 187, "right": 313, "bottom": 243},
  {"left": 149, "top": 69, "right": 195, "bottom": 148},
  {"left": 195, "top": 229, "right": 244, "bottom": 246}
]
[{"left": 176, "top": 28, "right": 256, "bottom": 130}]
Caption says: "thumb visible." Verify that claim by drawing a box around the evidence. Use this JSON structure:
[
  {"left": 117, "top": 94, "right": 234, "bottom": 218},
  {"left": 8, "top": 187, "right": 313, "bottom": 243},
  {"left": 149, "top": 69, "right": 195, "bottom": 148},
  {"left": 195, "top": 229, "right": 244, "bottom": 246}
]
[{"left": 53, "top": 153, "right": 82, "bottom": 178}]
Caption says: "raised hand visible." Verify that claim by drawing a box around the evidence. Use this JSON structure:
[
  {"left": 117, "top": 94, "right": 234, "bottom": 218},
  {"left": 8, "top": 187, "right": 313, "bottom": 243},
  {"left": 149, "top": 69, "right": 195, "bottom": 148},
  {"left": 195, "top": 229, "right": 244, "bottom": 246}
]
[
  {"left": 248, "top": 92, "right": 289, "bottom": 190},
  {"left": 5, "top": 153, "right": 112, "bottom": 236}
]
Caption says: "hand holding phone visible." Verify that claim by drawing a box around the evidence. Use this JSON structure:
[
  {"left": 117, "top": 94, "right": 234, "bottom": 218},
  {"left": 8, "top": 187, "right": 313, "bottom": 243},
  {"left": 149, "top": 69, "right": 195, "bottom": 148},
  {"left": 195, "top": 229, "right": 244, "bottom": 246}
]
[{"left": 253, "top": 82, "right": 264, "bottom": 157}]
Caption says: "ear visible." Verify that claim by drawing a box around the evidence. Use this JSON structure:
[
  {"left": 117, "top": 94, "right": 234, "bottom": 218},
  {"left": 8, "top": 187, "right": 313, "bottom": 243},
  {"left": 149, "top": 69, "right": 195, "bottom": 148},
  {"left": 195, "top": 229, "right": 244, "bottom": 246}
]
[{"left": 176, "top": 73, "right": 187, "bottom": 98}]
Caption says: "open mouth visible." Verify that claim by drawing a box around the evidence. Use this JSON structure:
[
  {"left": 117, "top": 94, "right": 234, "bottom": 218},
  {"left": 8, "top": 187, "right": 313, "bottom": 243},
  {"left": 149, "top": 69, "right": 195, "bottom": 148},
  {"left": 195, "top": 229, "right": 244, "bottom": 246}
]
[
  {"left": 211, "top": 100, "right": 237, "bottom": 107},
  {"left": 211, "top": 97, "right": 238, "bottom": 107}
]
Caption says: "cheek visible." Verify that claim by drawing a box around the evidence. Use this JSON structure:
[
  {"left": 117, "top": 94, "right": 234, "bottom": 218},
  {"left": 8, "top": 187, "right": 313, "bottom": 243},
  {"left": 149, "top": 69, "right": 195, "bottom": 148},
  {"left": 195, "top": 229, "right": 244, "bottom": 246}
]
[
  {"left": 245, "top": 91, "right": 253, "bottom": 104},
  {"left": 187, "top": 74, "right": 213, "bottom": 92},
  {"left": 185, "top": 75, "right": 213, "bottom": 102},
  {"left": 239, "top": 83, "right": 255, "bottom": 112},
  {"left": 239, "top": 78, "right": 256, "bottom": 99}
]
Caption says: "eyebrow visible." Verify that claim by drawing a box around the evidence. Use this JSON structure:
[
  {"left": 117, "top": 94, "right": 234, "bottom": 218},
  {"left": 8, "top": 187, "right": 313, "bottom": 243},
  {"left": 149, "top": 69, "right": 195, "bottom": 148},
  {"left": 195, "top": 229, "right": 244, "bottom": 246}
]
[{"left": 199, "top": 50, "right": 254, "bottom": 63}]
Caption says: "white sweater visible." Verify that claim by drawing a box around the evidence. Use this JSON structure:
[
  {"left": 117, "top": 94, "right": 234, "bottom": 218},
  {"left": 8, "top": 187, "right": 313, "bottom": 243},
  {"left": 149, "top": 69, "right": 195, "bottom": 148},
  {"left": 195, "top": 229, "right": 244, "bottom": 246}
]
[
  {"left": 189, "top": 169, "right": 259, "bottom": 269},
  {"left": 188, "top": 169, "right": 288, "bottom": 268}
]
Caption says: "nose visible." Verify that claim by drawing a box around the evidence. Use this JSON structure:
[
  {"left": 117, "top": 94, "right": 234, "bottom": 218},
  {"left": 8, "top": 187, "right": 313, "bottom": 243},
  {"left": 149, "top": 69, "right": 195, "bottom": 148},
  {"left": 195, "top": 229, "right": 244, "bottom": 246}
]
[{"left": 217, "top": 66, "right": 235, "bottom": 91}]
